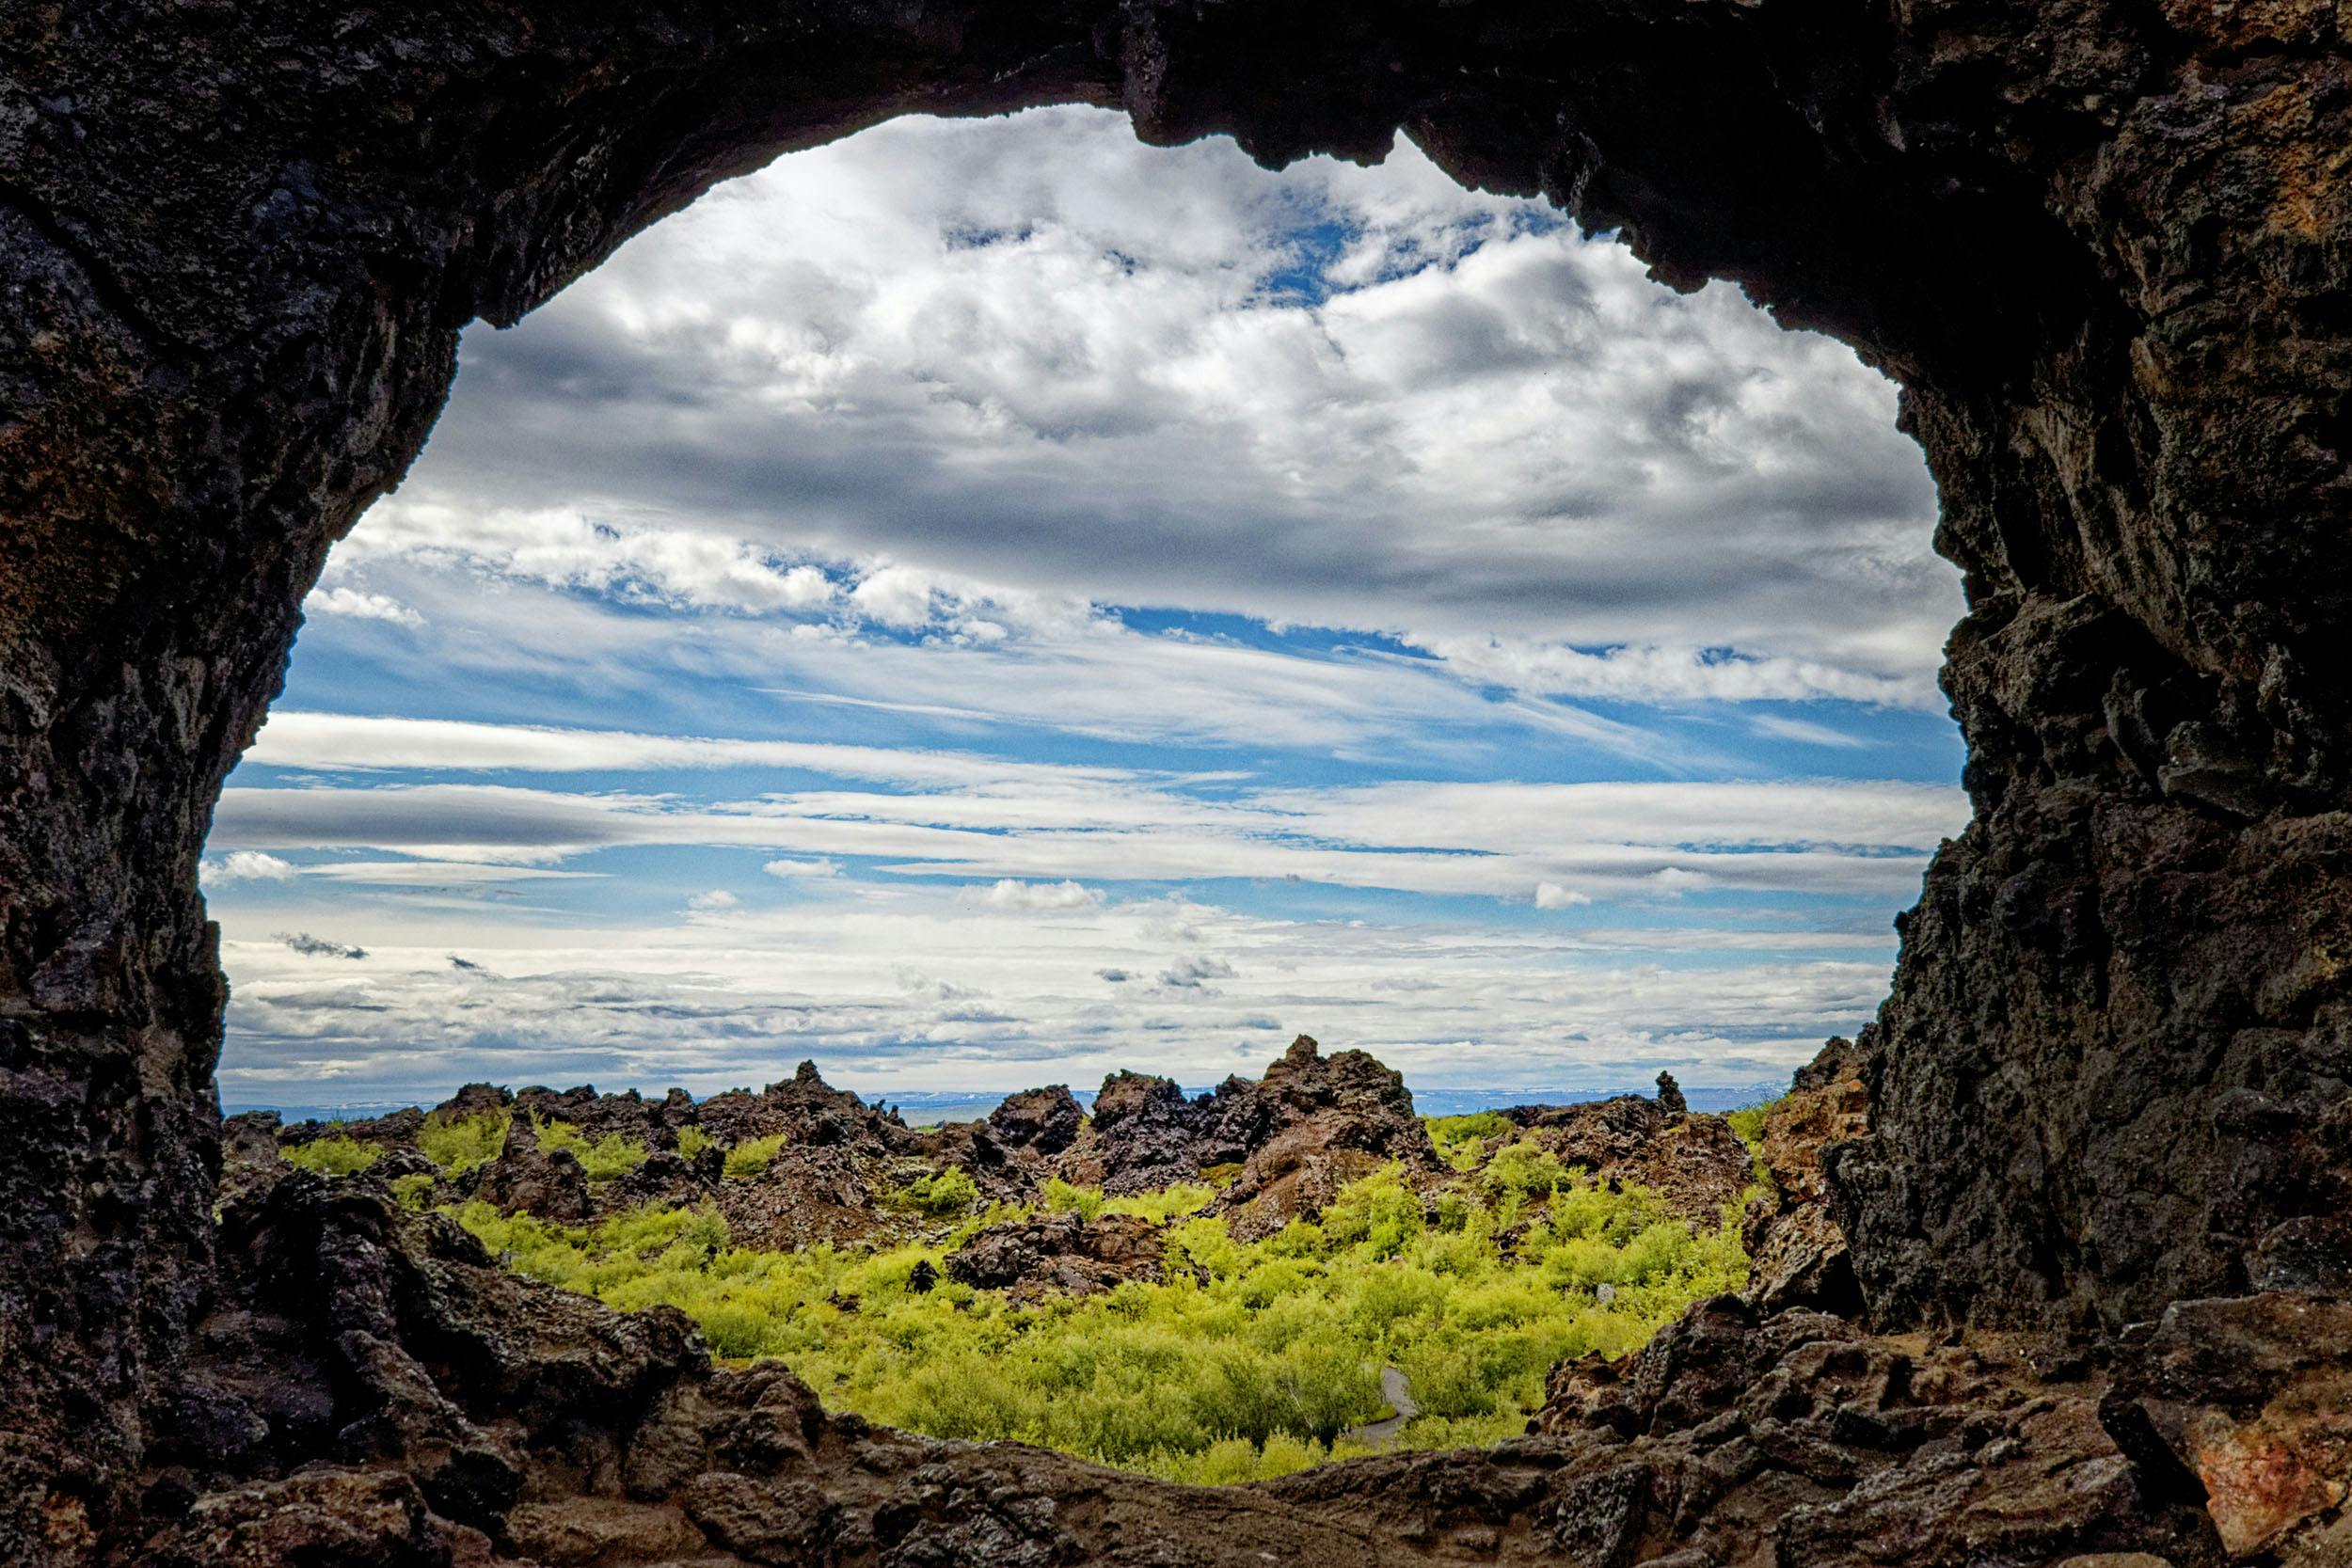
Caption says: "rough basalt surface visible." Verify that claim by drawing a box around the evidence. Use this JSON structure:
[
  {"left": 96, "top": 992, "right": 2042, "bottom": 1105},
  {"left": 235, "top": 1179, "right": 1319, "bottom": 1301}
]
[
  {"left": 944, "top": 1211, "right": 1167, "bottom": 1299},
  {"left": 1496, "top": 1089, "right": 1756, "bottom": 1229},
  {"left": 249, "top": 1043, "right": 1444, "bottom": 1249},
  {"left": 1209, "top": 1034, "right": 1441, "bottom": 1240},
  {"left": 8, "top": 0, "right": 2352, "bottom": 1558},
  {"left": 1740, "top": 1037, "right": 1872, "bottom": 1316},
  {"left": 1058, "top": 1035, "right": 1439, "bottom": 1225},
  {"left": 987, "top": 1085, "right": 1085, "bottom": 1158}
]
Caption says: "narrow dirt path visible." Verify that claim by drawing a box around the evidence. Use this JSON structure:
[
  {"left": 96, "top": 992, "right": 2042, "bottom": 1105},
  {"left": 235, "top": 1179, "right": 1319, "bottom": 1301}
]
[{"left": 1341, "top": 1367, "right": 1419, "bottom": 1447}]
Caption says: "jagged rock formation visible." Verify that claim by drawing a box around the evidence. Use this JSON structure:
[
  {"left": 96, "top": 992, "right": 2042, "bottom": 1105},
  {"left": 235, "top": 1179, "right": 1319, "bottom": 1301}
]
[
  {"left": 986, "top": 1085, "right": 1085, "bottom": 1158},
  {"left": 8, "top": 0, "right": 2352, "bottom": 1559},
  {"left": 142, "top": 1167, "right": 1428, "bottom": 1568},
  {"left": 1740, "top": 1037, "right": 1872, "bottom": 1315},
  {"left": 1057, "top": 1035, "right": 1439, "bottom": 1232},
  {"left": 1512, "top": 1295, "right": 2223, "bottom": 1567},
  {"left": 1497, "top": 1091, "right": 1756, "bottom": 1228},
  {"left": 250, "top": 1041, "right": 1446, "bottom": 1245},
  {"left": 1211, "top": 1035, "right": 1441, "bottom": 1240}
]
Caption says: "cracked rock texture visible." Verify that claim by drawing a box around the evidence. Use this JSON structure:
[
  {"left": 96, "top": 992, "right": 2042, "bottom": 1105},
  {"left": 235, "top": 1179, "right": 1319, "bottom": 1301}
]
[{"left": 7, "top": 0, "right": 2352, "bottom": 1559}]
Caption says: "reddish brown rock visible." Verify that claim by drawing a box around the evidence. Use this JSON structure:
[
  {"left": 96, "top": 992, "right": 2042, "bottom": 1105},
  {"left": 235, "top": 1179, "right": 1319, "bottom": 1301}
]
[
  {"left": 711, "top": 1145, "right": 880, "bottom": 1252},
  {"left": 1741, "top": 1036, "right": 1873, "bottom": 1315},
  {"left": 136, "top": 1470, "right": 472, "bottom": 1568},
  {"left": 2130, "top": 1293, "right": 2352, "bottom": 1560},
  {"left": 467, "top": 1117, "right": 592, "bottom": 1225},
  {"left": 1212, "top": 1036, "right": 1440, "bottom": 1239},
  {"left": 1060, "top": 1069, "right": 1207, "bottom": 1193},
  {"left": 1057, "top": 1037, "right": 1438, "bottom": 1225}
]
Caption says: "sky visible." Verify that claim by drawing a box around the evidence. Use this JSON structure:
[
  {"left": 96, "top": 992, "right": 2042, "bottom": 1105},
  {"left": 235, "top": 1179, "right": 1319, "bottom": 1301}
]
[{"left": 202, "top": 106, "right": 1968, "bottom": 1112}]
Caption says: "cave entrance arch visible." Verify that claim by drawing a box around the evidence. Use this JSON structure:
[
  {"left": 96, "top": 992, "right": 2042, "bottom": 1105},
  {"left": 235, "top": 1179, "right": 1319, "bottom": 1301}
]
[
  {"left": 5, "top": 1, "right": 2348, "bottom": 1553},
  {"left": 214, "top": 100, "right": 1959, "bottom": 1145}
]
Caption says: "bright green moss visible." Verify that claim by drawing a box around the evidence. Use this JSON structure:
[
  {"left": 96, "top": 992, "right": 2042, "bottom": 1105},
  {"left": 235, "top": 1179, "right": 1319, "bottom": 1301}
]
[
  {"left": 1724, "top": 1099, "right": 1782, "bottom": 1184},
  {"left": 282, "top": 1135, "right": 381, "bottom": 1177},
  {"left": 888, "top": 1166, "right": 978, "bottom": 1217},
  {"left": 722, "top": 1132, "right": 788, "bottom": 1179},
  {"left": 533, "top": 1117, "right": 650, "bottom": 1183},
  {"left": 418, "top": 1108, "right": 511, "bottom": 1174},
  {"left": 389, "top": 1172, "right": 437, "bottom": 1211},
  {"left": 1424, "top": 1111, "right": 1514, "bottom": 1172},
  {"left": 451, "top": 1163, "right": 1746, "bottom": 1484},
  {"left": 1101, "top": 1182, "right": 1215, "bottom": 1226},
  {"left": 1481, "top": 1140, "right": 1570, "bottom": 1204}
]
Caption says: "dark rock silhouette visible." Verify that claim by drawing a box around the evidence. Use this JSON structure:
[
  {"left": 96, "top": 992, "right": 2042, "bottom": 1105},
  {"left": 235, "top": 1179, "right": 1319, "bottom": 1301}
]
[{"left": 1654, "top": 1070, "right": 1686, "bottom": 1117}]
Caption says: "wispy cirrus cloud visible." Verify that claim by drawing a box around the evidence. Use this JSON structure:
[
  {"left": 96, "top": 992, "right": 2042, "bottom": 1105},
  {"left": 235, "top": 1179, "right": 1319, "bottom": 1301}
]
[{"left": 212, "top": 715, "right": 1964, "bottom": 903}]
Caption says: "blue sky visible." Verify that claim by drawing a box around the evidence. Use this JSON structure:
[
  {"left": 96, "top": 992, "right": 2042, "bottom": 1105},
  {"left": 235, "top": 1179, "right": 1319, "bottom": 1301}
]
[{"left": 202, "top": 107, "right": 1966, "bottom": 1109}]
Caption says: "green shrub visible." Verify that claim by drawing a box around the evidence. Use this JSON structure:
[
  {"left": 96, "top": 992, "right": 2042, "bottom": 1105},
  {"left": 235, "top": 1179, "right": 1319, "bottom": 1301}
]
[
  {"left": 676, "top": 1125, "right": 712, "bottom": 1161},
  {"left": 283, "top": 1135, "right": 380, "bottom": 1177},
  {"left": 419, "top": 1109, "right": 511, "bottom": 1174},
  {"left": 1425, "top": 1112, "right": 1513, "bottom": 1172},
  {"left": 1102, "top": 1182, "right": 1215, "bottom": 1226},
  {"left": 723, "top": 1132, "right": 788, "bottom": 1179},
  {"left": 1482, "top": 1141, "right": 1568, "bottom": 1203},
  {"left": 448, "top": 1159, "right": 1749, "bottom": 1485},
  {"left": 1724, "top": 1100, "right": 1778, "bottom": 1184},
  {"left": 890, "top": 1166, "right": 979, "bottom": 1217},
  {"left": 1045, "top": 1179, "right": 1213, "bottom": 1226},
  {"left": 1041, "top": 1177, "right": 1104, "bottom": 1222},
  {"left": 1397, "top": 1340, "right": 1500, "bottom": 1418},
  {"left": 534, "top": 1117, "right": 650, "bottom": 1183},
  {"left": 389, "top": 1172, "right": 437, "bottom": 1211},
  {"left": 1724, "top": 1101, "right": 1772, "bottom": 1148}
]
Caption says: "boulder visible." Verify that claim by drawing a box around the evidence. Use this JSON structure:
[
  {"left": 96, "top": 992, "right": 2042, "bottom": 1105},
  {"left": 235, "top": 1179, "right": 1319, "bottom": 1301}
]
[
  {"left": 987, "top": 1085, "right": 1084, "bottom": 1157},
  {"left": 945, "top": 1212, "right": 1168, "bottom": 1298},
  {"left": 467, "top": 1118, "right": 591, "bottom": 1224}
]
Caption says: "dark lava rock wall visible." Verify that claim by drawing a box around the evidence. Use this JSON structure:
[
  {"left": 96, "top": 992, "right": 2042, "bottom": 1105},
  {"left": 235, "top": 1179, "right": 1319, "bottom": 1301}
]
[{"left": 6, "top": 0, "right": 2352, "bottom": 1547}]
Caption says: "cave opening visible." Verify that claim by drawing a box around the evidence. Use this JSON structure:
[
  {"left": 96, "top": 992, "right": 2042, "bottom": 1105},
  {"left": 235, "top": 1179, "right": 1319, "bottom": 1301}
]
[
  {"left": 209, "top": 105, "right": 1964, "bottom": 1115},
  {"left": 201, "top": 104, "right": 1967, "bottom": 1481}
]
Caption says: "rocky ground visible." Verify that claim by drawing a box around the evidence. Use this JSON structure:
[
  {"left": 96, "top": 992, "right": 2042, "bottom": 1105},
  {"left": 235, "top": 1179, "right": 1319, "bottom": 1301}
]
[{"left": 170, "top": 1038, "right": 2349, "bottom": 1566}]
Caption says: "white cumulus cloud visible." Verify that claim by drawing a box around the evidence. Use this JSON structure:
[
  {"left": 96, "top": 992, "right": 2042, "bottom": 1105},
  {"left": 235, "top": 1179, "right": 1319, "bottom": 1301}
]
[
  {"left": 307, "top": 587, "right": 423, "bottom": 626},
  {"left": 974, "top": 879, "right": 1105, "bottom": 912},
  {"left": 203, "top": 850, "right": 297, "bottom": 883}
]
